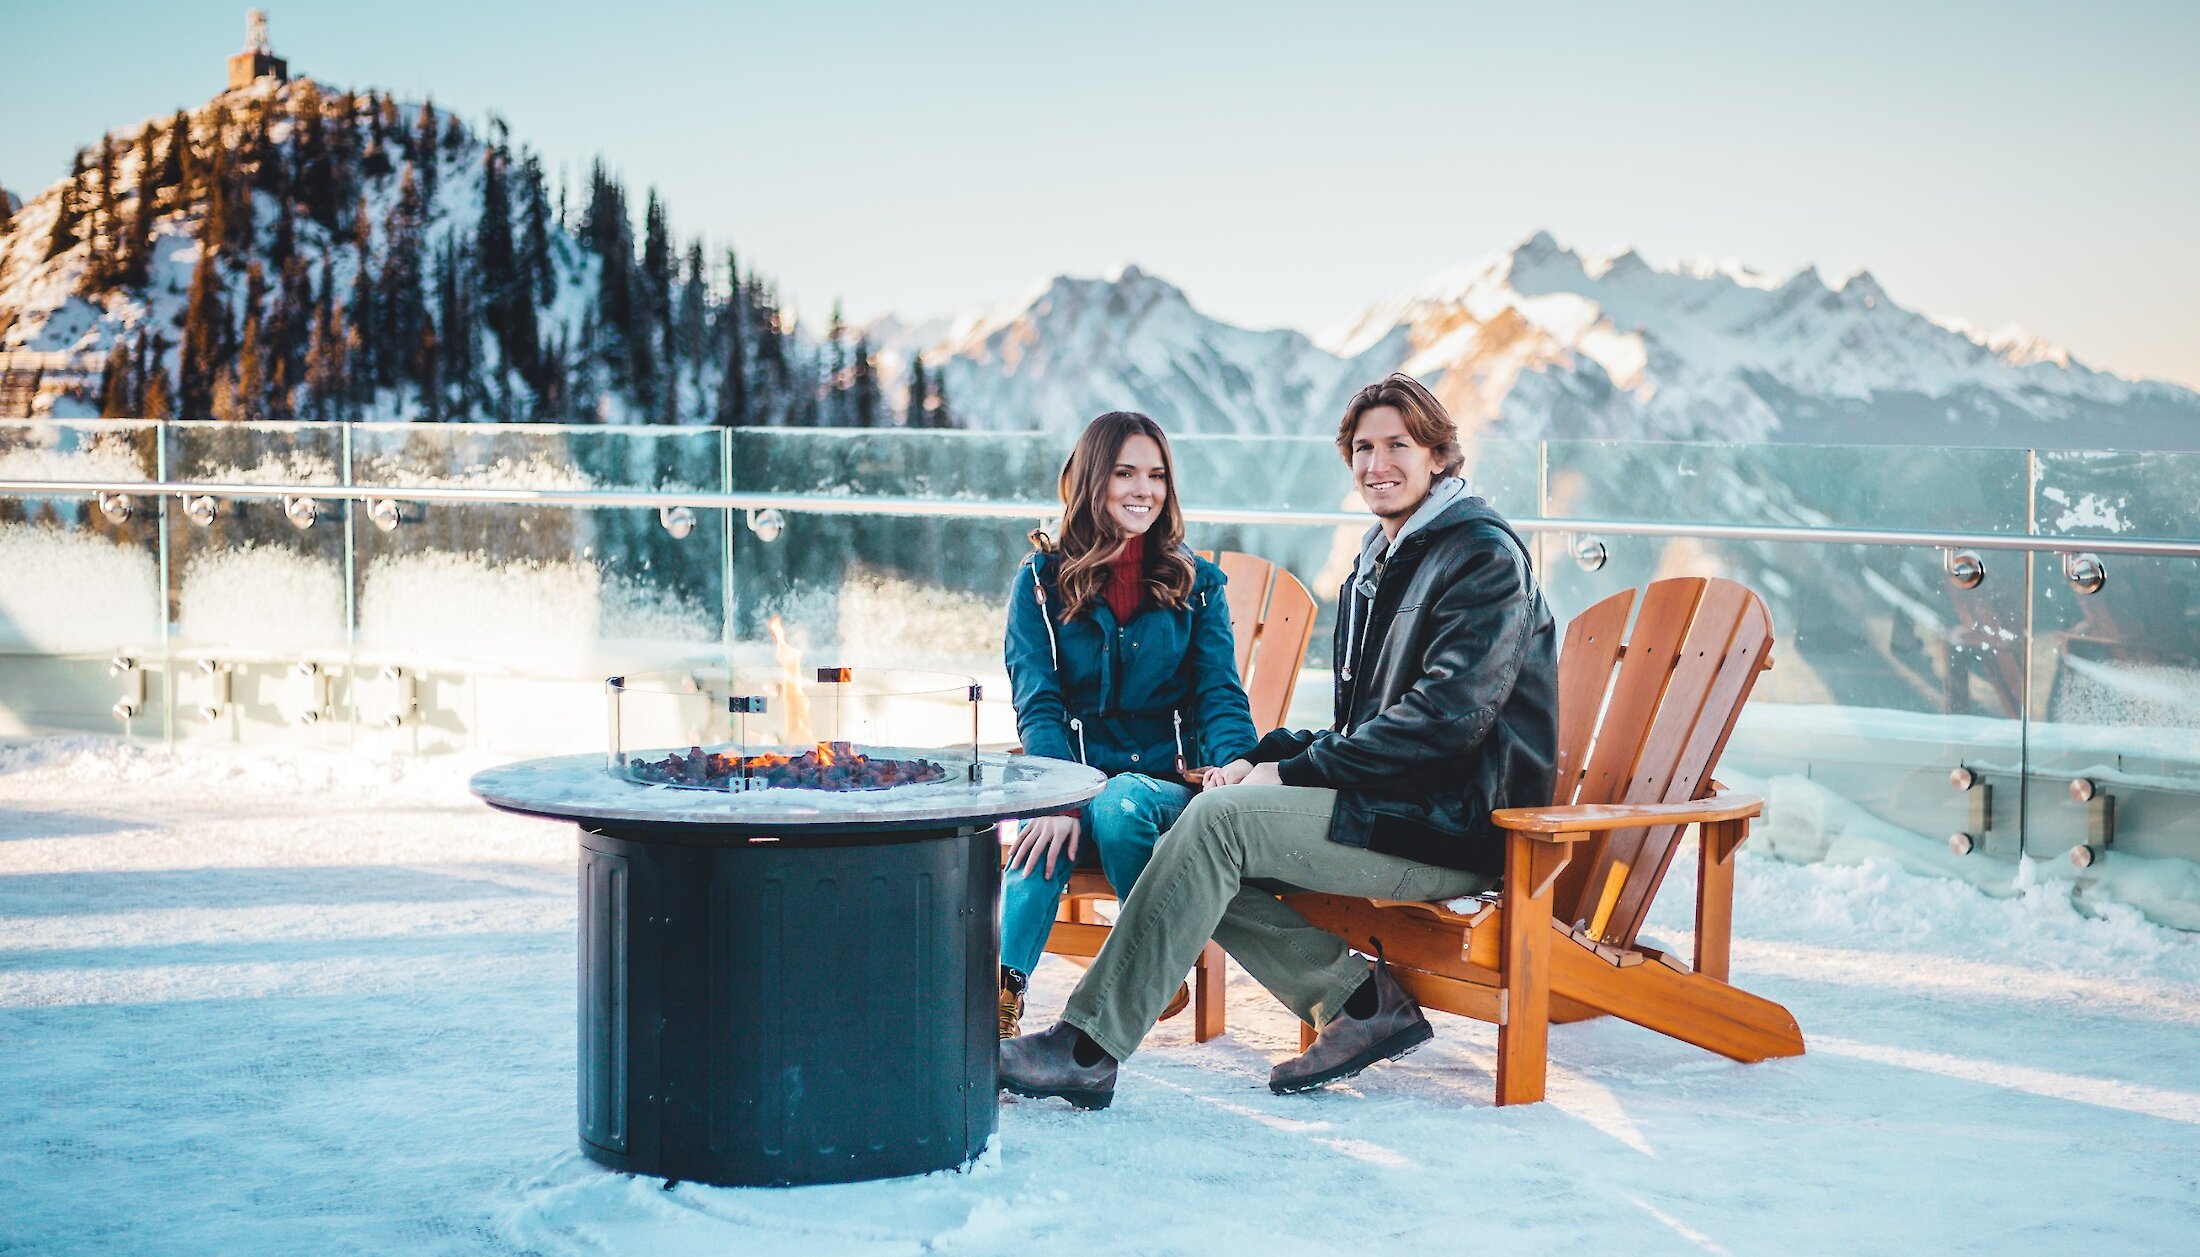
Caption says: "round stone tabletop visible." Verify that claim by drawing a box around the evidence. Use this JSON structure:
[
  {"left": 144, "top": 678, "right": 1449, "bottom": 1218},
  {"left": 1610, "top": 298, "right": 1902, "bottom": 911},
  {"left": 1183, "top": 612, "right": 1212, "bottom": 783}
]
[{"left": 470, "top": 751, "right": 1106, "bottom": 835}]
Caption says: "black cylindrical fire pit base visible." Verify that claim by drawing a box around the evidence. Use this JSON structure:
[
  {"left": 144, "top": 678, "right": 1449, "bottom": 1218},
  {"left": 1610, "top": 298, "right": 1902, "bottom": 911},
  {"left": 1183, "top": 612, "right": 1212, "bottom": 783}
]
[{"left": 576, "top": 822, "right": 1000, "bottom": 1187}]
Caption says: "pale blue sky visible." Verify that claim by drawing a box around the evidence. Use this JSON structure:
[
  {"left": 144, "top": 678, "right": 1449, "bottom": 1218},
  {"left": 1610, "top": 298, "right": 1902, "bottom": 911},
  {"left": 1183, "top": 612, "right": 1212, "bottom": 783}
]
[{"left": 4, "top": 0, "right": 2196, "bottom": 386}]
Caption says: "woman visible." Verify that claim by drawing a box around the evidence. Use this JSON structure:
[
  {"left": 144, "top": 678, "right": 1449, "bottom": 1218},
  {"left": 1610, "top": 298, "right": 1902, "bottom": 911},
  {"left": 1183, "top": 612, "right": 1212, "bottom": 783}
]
[{"left": 999, "top": 411, "right": 1258, "bottom": 1037}]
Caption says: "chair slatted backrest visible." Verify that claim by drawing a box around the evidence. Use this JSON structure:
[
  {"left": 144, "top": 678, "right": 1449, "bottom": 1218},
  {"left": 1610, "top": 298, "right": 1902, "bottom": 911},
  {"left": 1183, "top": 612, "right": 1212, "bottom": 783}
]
[
  {"left": 1547, "top": 578, "right": 1774, "bottom": 948},
  {"left": 1204, "top": 551, "right": 1318, "bottom": 734}
]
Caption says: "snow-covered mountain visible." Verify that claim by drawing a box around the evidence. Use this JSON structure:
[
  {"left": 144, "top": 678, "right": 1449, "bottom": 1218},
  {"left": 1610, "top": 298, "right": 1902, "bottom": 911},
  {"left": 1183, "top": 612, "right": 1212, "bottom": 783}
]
[
  {"left": 0, "top": 74, "right": 826, "bottom": 427},
  {"left": 870, "top": 266, "right": 1364, "bottom": 435},
  {"left": 886, "top": 231, "right": 2200, "bottom": 449}
]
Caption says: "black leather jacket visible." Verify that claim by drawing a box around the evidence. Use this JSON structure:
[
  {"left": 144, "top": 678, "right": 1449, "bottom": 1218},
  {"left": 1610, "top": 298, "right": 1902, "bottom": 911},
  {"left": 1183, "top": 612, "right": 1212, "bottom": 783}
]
[{"left": 1247, "top": 495, "right": 1559, "bottom": 877}]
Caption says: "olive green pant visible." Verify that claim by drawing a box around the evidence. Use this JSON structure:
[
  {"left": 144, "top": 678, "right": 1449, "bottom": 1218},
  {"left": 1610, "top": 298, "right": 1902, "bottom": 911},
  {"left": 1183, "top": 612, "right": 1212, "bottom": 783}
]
[{"left": 1059, "top": 785, "right": 1494, "bottom": 1062}]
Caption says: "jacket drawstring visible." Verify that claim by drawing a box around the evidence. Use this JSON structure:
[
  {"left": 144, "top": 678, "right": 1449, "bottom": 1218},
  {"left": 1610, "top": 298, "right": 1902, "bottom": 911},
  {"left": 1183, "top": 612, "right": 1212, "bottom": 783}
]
[
  {"left": 1340, "top": 573, "right": 1363, "bottom": 683},
  {"left": 1172, "top": 710, "right": 1187, "bottom": 774},
  {"left": 1031, "top": 563, "right": 1060, "bottom": 671},
  {"left": 1033, "top": 561, "right": 1082, "bottom": 762}
]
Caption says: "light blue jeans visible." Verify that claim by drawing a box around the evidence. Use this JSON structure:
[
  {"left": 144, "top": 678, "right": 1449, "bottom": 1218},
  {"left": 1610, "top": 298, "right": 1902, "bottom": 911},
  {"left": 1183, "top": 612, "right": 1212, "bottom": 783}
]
[{"left": 1000, "top": 773, "right": 1195, "bottom": 979}]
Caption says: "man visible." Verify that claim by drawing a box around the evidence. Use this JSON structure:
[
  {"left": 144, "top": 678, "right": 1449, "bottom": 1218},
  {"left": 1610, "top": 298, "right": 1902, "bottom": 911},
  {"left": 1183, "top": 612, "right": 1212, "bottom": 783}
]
[{"left": 999, "top": 373, "right": 1559, "bottom": 1108}]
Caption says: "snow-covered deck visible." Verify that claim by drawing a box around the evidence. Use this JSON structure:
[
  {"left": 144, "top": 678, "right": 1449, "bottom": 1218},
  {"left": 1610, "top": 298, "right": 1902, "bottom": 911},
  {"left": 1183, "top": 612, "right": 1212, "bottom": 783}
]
[{"left": 3, "top": 738, "right": 2196, "bottom": 1254}]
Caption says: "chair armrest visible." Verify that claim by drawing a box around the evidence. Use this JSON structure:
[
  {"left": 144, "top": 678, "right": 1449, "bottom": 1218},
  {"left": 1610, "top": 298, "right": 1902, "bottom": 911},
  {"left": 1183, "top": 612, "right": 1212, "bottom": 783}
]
[{"left": 1492, "top": 788, "right": 1763, "bottom": 837}]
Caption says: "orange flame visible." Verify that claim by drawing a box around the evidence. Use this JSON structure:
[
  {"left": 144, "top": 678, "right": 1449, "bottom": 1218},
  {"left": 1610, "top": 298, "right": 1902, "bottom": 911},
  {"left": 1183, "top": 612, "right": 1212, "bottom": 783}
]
[{"left": 766, "top": 616, "right": 813, "bottom": 744}]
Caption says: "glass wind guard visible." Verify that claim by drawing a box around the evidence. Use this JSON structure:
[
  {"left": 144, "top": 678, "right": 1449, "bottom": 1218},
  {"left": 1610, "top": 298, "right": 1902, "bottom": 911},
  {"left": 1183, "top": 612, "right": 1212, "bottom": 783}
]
[
  {"left": 2027, "top": 451, "right": 2200, "bottom": 913},
  {"left": 0, "top": 418, "right": 159, "bottom": 485},
  {"left": 611, "top": 667, "right": 979, "bottom": 790},
  {"left": 351, "top": 422, "right": 721, "bottom": 492},
  {"left": 1539, "top": 440, "right": 2034, "bottom": 888}
]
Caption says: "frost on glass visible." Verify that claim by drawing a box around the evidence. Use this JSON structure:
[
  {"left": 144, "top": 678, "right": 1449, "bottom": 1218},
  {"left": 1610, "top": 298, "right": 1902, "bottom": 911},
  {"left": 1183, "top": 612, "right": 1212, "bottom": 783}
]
[
  {"left": 0, "top": 518, "right": 161, "bottom": 651},
  {"left": 2027, "top": 451, "right": 2200, "bottom": 865},
  {"left": 0, "top": 419, "right": 158, "bottom": 484}
]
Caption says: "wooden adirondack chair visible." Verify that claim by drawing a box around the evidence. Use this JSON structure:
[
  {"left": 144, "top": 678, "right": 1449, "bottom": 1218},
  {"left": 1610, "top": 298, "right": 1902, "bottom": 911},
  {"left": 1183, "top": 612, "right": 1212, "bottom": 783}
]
[
  {"left": 1282, "top": 576, "right": 1805, "bottom": 1104},
  {"left": 1039, "top": 552, "right": 1318, "bottom": 1040}
]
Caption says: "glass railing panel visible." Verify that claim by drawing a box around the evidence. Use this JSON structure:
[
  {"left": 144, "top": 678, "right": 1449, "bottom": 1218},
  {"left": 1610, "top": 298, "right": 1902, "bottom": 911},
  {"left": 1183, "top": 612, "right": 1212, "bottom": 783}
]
[
  {"left": 349, "top": 498, "right": 727, "bottom": 754},
  {"left": 163, "top": 419, "right": 346, "bottom": 486},
  {"left": 2027, "top": 450, "right": 2200, "bottom": 926},
  {"left": 729, "top": 428, "right": 1063, "bottom": 501},
  {"left": 350, "top": 422, "right": 721, "bottom": 491},
  {"left": 1538, "top": 439, "right": 2038, "bottom": 881},
  {"left": 0, "top": 418, "right": 160, "bottom": 485},
  {"left": 0, "top": 488, "right": 167, "bottom": 739},
  {"left": 1543, "top": 440, "right": 2030, "bottom": 532},
  {"left": 161, "top": 486, "right": 352, "bottom": 749}
]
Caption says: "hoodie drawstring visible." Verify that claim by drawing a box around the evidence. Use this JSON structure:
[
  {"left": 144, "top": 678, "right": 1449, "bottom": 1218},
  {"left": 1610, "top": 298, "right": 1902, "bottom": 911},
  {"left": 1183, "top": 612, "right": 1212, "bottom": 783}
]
[
  {"left": 1031, "top": 563, "right": 1060, "bottom": 671},
  {"left": 1033, "top": 562, "right": 1083, "bottom": 762}
]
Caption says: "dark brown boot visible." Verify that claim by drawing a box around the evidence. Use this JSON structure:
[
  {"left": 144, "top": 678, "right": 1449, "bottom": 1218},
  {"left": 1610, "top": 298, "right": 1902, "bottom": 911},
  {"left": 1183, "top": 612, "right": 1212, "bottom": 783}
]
[
  {"left": 1268, "top": 952, "right": 1432, "bottom": 1095},
  {"left": 999, "top": 1022, "right": 1116, "bottom": 1110}
]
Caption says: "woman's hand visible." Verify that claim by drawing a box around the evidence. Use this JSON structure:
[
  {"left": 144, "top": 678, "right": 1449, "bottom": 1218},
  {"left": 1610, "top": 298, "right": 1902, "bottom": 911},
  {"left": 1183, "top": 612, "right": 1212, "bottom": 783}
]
[
  {"left": 1009, "top": 813, "right": 1082, "bottom": 879},
  {"left": 1204, "top": 759, "right": 1254, "bottom": 789}
]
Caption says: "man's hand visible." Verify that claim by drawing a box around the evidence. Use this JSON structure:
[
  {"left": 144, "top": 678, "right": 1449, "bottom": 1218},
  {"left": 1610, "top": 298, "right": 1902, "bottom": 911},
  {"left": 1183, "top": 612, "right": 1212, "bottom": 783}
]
[
  {"left": 1241, "top": 761, "right": 1283, "bottom": 787},
  {"left": 1008, "top": 813, "right": 1081, "bottom": 879},
  {"left": 1204, "top": 759, "right": 1254, "bottom": 789}
]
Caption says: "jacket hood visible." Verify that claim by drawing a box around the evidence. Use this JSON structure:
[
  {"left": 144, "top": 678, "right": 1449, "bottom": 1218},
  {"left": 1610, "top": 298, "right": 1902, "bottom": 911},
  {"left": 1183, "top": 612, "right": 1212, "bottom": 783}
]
[{"left": 1354, "top": 475, "right": 1477, "bottom": 583}]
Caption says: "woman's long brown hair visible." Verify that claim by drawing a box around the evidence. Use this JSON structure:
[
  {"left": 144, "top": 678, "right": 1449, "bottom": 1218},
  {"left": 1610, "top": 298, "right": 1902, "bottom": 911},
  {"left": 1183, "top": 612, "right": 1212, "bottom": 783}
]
[{"left": 1030, "top": 411, "right": 1196, "bottom": 620}]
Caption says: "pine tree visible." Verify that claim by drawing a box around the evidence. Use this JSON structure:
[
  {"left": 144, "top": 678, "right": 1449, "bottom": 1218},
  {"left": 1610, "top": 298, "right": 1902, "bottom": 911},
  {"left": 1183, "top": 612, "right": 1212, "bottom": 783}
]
[
  {"left": 46, "top": 149, "right": 86, "bottom": 261},
  {"left": 193, "top": 104, "right": 228, "bottom": 201},
  {"left": 534, "top": 327, "right": 570, "bottom": 420},
  {"left": 413, "top": 101, "right": 440, "bottom": 204},
  {"left": 851, "top": 337, "right": 880, "bottom": 427},
  {"left": 247, "top": 97, "right": 284, "bottom": 197},
  {"left": 234, "top": 262, "right": 268, "bottom": 421},
  {"left": 141, "top": 350, "right": 176, "bottom": 419},
  {"left": 476, "top": 144, "right": 522, "bottom": 382},
  {"left": 361, "top": 125, "right": 392, "bottom": 179},
  {"left": 907, "top": 357, "right": 929, "bottom": 428},
  {"left": 0, "top": 183, "right": 12, "bottom": 235},
  {"left": 677, "top": 242, "right": 707, "bottom": 376},
  {"left": 930, "top": 369, "right": 953, "bottom": 429},
  {"left": 121, "top": 127, "right": 158, "bottom": 287},
  {"left": 379, "top": 165, "right": 429, "bottom": 394},
  {"left": 434, "top": 238, "right": 481, "bottom": 418},
  {"left": 98, "top": 338, "right": 134, "bottom": 417},
  {"left": 291, "top": 81, "right": 336, "bottom": 228},
  {"left": 155, "top": 112, "right": 191, "bottom": 204},
  {"left": 85, "top": 135, "right": 121, "bottom": 289},
  {"left": 178, "top": 241, "right": 226, "bottom": 418},
  {"left": 726, "top": 250, "right": 761, "bottom": 427},
  {"left": 519, "top": 152, "right": 554, "bottom": 306},
  {"left": 266, "top": 251, "right": 311, "bottom": 418},
  {"left": 442, "top": 112, "right": 466, "bottom": 151},
  {"left": 638, "top": 190, "right": 672, "bottom": 413},
  {"left": 348, "top": 194, "right": 377, "bottom": 391},
  {"left": 305, "top": 252, "right": 350, "bottom": 420},
  {"left": 825, "top": 301, "right": 849, "bottom": 426}
]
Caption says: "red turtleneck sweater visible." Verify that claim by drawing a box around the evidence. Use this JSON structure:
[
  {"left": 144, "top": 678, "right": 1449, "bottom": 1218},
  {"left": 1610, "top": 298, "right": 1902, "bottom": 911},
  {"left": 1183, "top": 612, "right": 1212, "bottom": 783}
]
[{"left": 1105, "top": 534, "right": 1146, "bottom": 622}]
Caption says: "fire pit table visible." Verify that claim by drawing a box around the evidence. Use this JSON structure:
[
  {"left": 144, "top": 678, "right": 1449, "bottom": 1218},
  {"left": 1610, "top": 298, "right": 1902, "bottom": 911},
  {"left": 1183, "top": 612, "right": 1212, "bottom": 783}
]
[{"left": 469, "top": 667, "right": 1103, "bottom": 1187}]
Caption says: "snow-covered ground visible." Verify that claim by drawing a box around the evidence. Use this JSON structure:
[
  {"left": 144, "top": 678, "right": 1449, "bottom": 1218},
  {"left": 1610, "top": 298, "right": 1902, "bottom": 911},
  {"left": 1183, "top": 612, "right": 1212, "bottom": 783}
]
[{"left": 3, "top": 738, "right": 2197, "bottom": 1255}]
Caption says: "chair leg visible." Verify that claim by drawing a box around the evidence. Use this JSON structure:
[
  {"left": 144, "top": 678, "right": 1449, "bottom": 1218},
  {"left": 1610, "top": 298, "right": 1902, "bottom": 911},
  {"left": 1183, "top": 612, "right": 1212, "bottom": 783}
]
[
  {"left": 1695, "top": 819, "right": 1743, "bottom": 982},
  {"left": 1496, "top": 830, "right": 1565, "bottom": 1106},
  {"left": 1193, "top": 940, "right": 1226, "bottom": 1041}
]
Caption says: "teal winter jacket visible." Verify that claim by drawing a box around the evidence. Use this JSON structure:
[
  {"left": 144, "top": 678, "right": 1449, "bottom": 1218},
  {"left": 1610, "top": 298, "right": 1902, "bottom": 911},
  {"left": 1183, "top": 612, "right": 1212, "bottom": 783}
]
[{"left": 1004, "top": 549, "right": 1259, "bottom": 777}]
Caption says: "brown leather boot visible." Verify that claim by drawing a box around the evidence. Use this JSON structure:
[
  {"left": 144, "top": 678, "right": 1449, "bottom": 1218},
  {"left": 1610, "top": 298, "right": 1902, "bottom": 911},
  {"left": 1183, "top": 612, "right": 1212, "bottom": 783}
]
[
  {"left": 999, "top": 1022, "right": 1117, "bottom": 1110},
  {"left": 998, "top": 967, "right": 1027, "bottom": 1039},
  {"left": 1268, "top": 951, "right": 1432, "bottom": 1095}
]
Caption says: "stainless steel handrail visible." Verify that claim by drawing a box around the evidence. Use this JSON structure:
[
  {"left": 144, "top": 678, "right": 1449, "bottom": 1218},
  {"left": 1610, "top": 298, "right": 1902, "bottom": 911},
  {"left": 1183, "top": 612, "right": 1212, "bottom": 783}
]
[{"left": 4, "top": 475, "right": 2198, "bottom": 559}]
